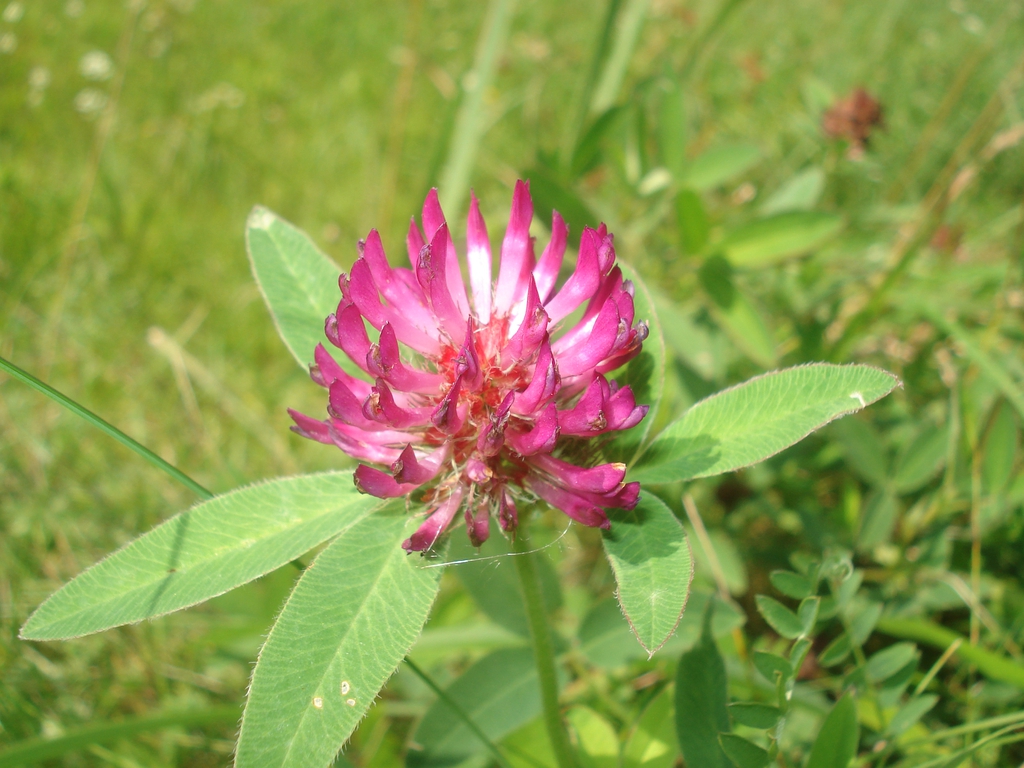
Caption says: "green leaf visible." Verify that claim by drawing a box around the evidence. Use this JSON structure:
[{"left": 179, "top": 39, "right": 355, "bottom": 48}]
[
  {"left": 235, "top": 514, "right": 441, "bottom": 768},
  {"left": 623, "top": 687, "right": 679, "bottom": 768},
  {"left": 759, "top": 167, "right": 826, "bottom": 215},
  {"left": 727, "top": 703, "right": 782, "bottom": 729},
  {"left": 675, "top": 189, "right": 709, "bottom": 254},
  {"left": 409, "top": 648, "right": 561, "bottom": 768},
  {"left": 675, "top": 610, "right": 730, "bottom": 768},
  {"left": 983, "top": 400, "right": 1019, "bottom": 494},
  {"left": 567, "top": 706, "right": 619, "bottom": 768},
  {"left": 857, "top": 489, "right": 898, "bottom": 550},
  {"left": 246, "top": 206, "right": 344, "bottom": 370},
  {"left": 21, "top": 473, "right": 383, "bottom": 640},
  {"left": 770, "top": 570, "right": 813, "bottom": 600},
  {"left": 719, "top": 734, "right": 770, "bottom": 768},
  {"left": 681, "top": 144, "right": 761, "bottom": 191},
  {"left": 886, "top": 694, "right": 938, "bottom": 737},
  {"left": 805, "top": 693, "right": 859, "bottom": 768},
  {"left": 832, "top": 417, "right": 889, "bottom": 487},
  {"left": 698, "top": 255, "right": 777, "bottom": 368},
  {"left": 602, "top": 494, "right": 693, "bottom": 656},
  {"left": 578, "top": 597, "right": 646, "bottom": 669},
  {"left": 755, "top": 595, "right": 804, "bottom": 640},
  {"left": 818, "top": 633, "right": 852, "bottom": 667},
  {"left": 752, "top": 651, "right": 792, "bottom": 686},
  {"left": 893, "top": 423, "right": 948, "bottom": 494},
  {"left": 798, "top": 596, "right": 821, "bottom": 635},
  {"left": 607, "top": 262, "right": 666, "bottom": 464},
  {"left": 659, "top": 81, "right": 688, "bottom": 179},
  {"left": 633, "top": 364, "right": 900, "bottom": 484},
  {"left": 849, "top": 600, "right": 883, "bottom": 645},
  {"left": 866, "top": 643, "right": 918, "bottom": 683},
  {"left": 719, "top": 212, "right": 843, "bottom": 268}
]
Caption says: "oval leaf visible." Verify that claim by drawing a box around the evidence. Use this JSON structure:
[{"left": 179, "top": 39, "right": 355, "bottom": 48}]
[
  {"left": 675, "top": 611, "right": 730, "bottom": 768},
  {"left": 21, "top": 473, "right": 384, "bottom": 640},
  {"left": 719, "top": 734, "right": 770, "bottom": 768},
  {"left": 754, "top": 595, "right": 803, "bottom": 640},
  {"left": 623, "top": 687, "right": 679, "bottom": 768},
  {"left": 633, "top": 364, "right": 900, "bottom": 484},
  {"left": 235, "top": 514, "right": 441, "bottom": 768},
  {"left": 805, "top": 693, "right": 859, "bottom": 768},
  {"left": 602, "top": 494, "right": 693, "bottom": 656},
  {"left": 682, "top": 144, "right": 761, "bottom": 191},
  {"left": 246, "top": 206, "right": 344, "bottom": 370},
  {"left": 719, "top": 212, "right": 843, "bottom": 268}
]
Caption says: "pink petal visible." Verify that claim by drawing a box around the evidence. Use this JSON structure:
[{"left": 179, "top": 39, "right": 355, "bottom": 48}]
[
  {"left": 361, "top": 230, "right": 437, "bottom": 335},
  {"left": 466, "top": 192, "right": 493, "bottom": 323},
  {"left": 499, "top": 488, "right": 518, "bottom": 532},
  {"left": 349, "top": 258, "right": 442, "bottom": 356},
  {"left": 505, "top": 402, "right": 559, "bottom": 456},
  {"left": 326, "top": 305, "right": 372, "bottom": 374},
  {"left": 363, "top": 378, "right": 433, "bottom": 429},
  {"left": 422, "top": 188, "right": 471, "bottom": 319},
  {"left": 511, "top": 337, "right": 559, "bottom": 415},
  {"left": 533, "top": 210, "right": 567, "bottom": 302},
  {"left": 431, "top": 373, "right": 466, "bottom": 434},
  {"left": 530, "top": 454, "right": 627, "bottom": 494},
  {"left": 554, "top": 296, "right": 620, "bottom": 377},
  {"left": 310, "top": 344, "right": 372, "bottom": 398},
  {"left": 403, "top": 487, "right": 464, "bottom": 552},
  {"left": 391, "top": 443, "right": 449, "bottom": 484},
  {"left": 455, "top": 319, "right": 483, "bottom": 391},
  {"left": 417, "top": 224, "right": 468, "bottom": 342},
  {"left": 544, "top": 226, "right": 614, "bottom": 324},
  {"left": 465, "top": 499, "right": 491, "bottom": 547},
  {"left": 501, "top": 278, "right": 549, "bottom": 368},
  {"left": 329, "top": 378, "right": 387, "bottom": 430},
  {"left": 528, "top": 478, "right": 610, "bottom": 529},
  {"left": 367, "top": 323, "right": 444, "bottom": 394},
  {"left": 478, "top": 391, "right": 514, "bottom": 457},
  {"left": 354, "top": 464, "right": 420, "bottom": 498},
  {"left": 493, "top": 180, "right": 534, "bottom": 317},
  {"left": 406, "top": 218, "right": 425, "bottom": 269},
  {"left": 288, "top": 409, "right": 334, "bottom": 444}
]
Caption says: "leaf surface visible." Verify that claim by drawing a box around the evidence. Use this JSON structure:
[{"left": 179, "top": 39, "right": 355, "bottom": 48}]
[
  {"left": 633, "top": 364, "right": 900, "bottom": 484},
  {"left": 719, "top": 211, "right": 842, "bottom": 268},
  {"left": 22, "top": 473, "right": 382, "bottom": 640},
  {"left": 235, "top": 514, "right": 441, "bottom": 768},
  {"left": 675, "top": 611, "right": 730, "bottom": 768},
  {"left": 246, "top": 206, "right": 344, "bottom": 370},
  {"left": 805, "top": 693, "right": 859, "bottom": 768},
  {"left": 602, "top": 494, "right": 693, "bottom": 656}
]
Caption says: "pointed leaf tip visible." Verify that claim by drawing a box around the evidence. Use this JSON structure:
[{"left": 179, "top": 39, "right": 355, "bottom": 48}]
[{"left": 247, "top": 205, "right": 275, "bottom": 230}]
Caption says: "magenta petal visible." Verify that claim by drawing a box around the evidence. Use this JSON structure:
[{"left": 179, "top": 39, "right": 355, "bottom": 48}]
[
  {"left": 288, "top": 409, "right": 334, "bottom": 444},
  {"left": 406, "top": 217, "right": 426, "bottom": 268},
  {"left": 422, "top": 188, "right": 471, "bottom": 319},
  {"left": 326, "top": 305, "right": 373, "bottom": 373},
  {"left": 431, "top": 373, "right": 466, "bottom": 434},
  {"left": 354, "top": 464, "right": 420, "bottom": 498},
  {"left": 478, "top": 391, "right": 514, "bottom": 456},
  {"left": 367, "top": 323, "right": 444, "bottom": 394},
  {"left": 533, "top": 210, "right": 567, "bottom": 303},
  {"left": 328, "top": 378, "right": 386, "bottom": 429},
  {"left": 493, "top": 180, "right": 534, "bottom": 317},
  {"left": 554, "top": 296, "right": 620, "bottom": 378},
  {"left": 511, "top": 338, "right": 559, "bottom": 415},
  {"left": 499, "top": 488, "right": 518, "bottom": 532},
  {"left": 418, "top": 224, "right": 468, "bottom": 341},
  {"left": 311, "top": 344, "right": 372, "bottom": 399},
  {"left": 529, "top": 478, "right": 610, "bottom": 529},
  {"left": 501, "top": 278, "right": 548, "bottom": 368},
  {"left": 364, "top": 378, "right": 433, "bottom": 428},
  {"left": 505, "top": 402, "right": 559, "bottom": 456},
  {"left": 392, "top": 443, "right": 448, "bottom": 484},
  {"left": 455, "top": 319, "right": 483, "bottom": 391},
  {"left": 531, "top": 454, "right": 627, "bottom": 494},
  {"left": 557, "top": 377, "right": 608, "bottom": 436},
  {"left": 466, "top": 191, "right": 493, "bottom": 323},
  {"left": 544, "top": 226, "right": 607, "bottom": 324},
  {"left": 403, "top": 487, "right": 464, "bottom": 552},
  {"left": 465, "top": 499, "right": 491, "bottom": 547}
]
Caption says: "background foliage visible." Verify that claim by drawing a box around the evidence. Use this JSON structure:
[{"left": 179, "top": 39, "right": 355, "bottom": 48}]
[{"left": 2, "top": 0, "right": 1023, "bottom": 766}]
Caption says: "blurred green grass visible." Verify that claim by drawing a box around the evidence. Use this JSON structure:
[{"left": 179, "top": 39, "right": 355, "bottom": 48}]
[{"left": 2, "top": 0, "right": 1023, "bottom": 764}]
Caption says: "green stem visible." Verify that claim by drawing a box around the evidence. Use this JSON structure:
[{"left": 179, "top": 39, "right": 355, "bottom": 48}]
[
  {"left": 404, "top": 658, "right": 514, "bottom": 768},
  {"left": 0, "top": 355, "right": 213, "bottom": 500},
  {"left": 513, "top": 529, "right": 578, "bottom": 768}
]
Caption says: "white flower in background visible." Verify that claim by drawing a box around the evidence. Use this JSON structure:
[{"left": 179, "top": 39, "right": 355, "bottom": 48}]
[
  {"left": 0, "top": 31, "right": 16, "bottom": 53},
  {"left": 65, "top": 0, "right": 84, "bottom": 18},
  {"left": 80, "top": 50, "right": 113, "bottom": 81},
  {"left": 28, "top": 65, "right": 50, "bottom": 106},
  {"left": 192, "top": 82, "right": 245, "bottom": 113},
  {"left": 3, "top": 2, "right": 23, "bottom": 22},
  {"left": 74, "top": 88, "right": 106, "bottom": 115}
]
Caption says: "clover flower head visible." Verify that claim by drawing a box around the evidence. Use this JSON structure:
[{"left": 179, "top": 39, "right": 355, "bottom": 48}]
[{"left": 289, "top": 181, "right": 648, "bottom": 552}]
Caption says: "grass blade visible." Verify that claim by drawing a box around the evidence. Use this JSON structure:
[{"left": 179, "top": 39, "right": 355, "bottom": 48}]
[{"left": 0, "top": 355, "right": 211, "bottom": 500}]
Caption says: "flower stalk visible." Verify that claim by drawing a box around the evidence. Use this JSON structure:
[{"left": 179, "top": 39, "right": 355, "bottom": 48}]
[{"left": 513, "top": 527, "right": 579, "bottom": 768}]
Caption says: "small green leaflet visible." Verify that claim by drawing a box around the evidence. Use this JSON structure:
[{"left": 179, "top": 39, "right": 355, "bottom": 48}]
[
  {"left": 21, "top": 473, "right": 386, "bottom": 640},
  {"left": 633, "top": 364, "right": 900, "bottom": 484},
  {"left": 235, "top": 514, "right": 442, "bottom": 768},
  {"left": 246, "top": 205, "right": 345, "bottom": 370},
  {"left": 602, "top": 494, "right": 693, "bottom": 656},
  {"left": 805, "top": 694, "right": 859, "bottom": 768}
]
